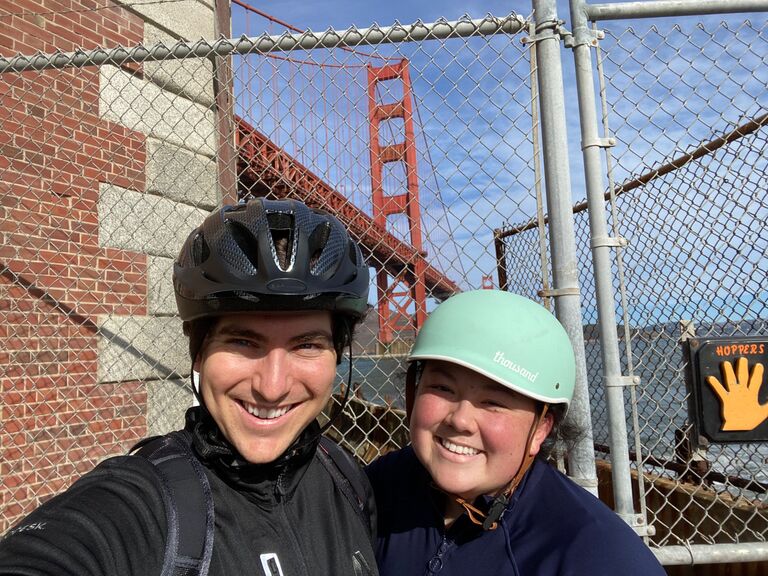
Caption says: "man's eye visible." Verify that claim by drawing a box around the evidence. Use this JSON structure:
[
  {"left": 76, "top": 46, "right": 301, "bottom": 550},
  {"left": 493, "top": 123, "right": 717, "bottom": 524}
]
[
  {"left": 228, "top": 338, "right": 254, "bottom": 347},
  {"left": 296, "top": 341, "right": 329, "bottom": 352}
]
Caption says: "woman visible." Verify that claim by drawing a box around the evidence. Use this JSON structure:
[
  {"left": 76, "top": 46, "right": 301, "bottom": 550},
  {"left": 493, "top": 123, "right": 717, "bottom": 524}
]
[{"left": 367, "top": 290, "right": 664, "bottom": 575}]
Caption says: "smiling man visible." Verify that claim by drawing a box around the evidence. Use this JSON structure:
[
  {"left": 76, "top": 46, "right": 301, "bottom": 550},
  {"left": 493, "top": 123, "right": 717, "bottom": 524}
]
[
  {"left": 0, "top": 198, "right": 378, "bottom": 576},
  {"left": 197, "top": 311, "right": 339, "bottom": 464},
  {"left": 367, "top": 290, "right": 665, "bottom": 576}
]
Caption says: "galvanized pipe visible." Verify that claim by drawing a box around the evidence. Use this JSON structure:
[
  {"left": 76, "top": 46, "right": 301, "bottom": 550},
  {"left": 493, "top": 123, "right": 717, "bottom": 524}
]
[
  {"left": 568, "top": 0, "right": 641, "bottom": 527},
  {"left": 532, "top": 0, "right": 599, "bottom": 495},
  {"left": 654, "top": 543, "right": 768, "bottom": 565},
  {"left": 0, "top": 15, "right": 526, "bottom": 73},
  {"left": 586, "top": 0, "right": 768, "bottom": 20}
]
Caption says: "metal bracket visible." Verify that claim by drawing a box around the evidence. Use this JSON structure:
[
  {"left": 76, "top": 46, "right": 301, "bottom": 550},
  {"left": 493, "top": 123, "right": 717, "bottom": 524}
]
[
  {"left": 521, "top": 19, "right": 567, "bottom": 46},
  {"left": 582, "top": 136, "right": 616, "bottom": 150},
  {"left": 556, "top": 24, "right": 573, "bottom": 46},
  {"left": 618, "top": 512, "right": 656, "bottom": 538},
  {"left": 565, "top": 27, "right": 605, "bottom": 49},
  {"left": 605, "top": 375, "right": 640, "bottom": 388},
  {"left": 537, "top": 287, "right": 580, "bottom": 298},
  {"left": 590, "top": 235, "right": 628, "bottom": 249}
]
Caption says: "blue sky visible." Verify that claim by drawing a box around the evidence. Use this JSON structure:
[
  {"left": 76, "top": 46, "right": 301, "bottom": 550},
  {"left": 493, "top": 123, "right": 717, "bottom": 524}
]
[
  {"left": 231, "top": 1, "right": 579, "bottom": 294},
  {"left": 234, "top": 1, "right": 536, "bottom": 31},
  {"left": 229, "top": 2, "right": 768, "bottom": 323}
]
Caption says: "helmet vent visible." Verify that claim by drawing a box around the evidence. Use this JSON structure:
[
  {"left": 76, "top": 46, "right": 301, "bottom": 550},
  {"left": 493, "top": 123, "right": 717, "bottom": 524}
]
[
  {"left": 227, "top": 221, "right": 261, "bottom": 273},
  {"left": 308, "top": 221, "right": 331, "bottom": 273},
  {"left": 266, "top": 212, "right": 295, "bottom": 271},
  {"left": 191, "top": 232, "right": 209, "bottom": 266}
]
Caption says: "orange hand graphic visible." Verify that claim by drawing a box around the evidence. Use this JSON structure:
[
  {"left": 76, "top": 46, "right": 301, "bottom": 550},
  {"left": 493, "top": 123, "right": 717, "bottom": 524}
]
[{"left": 706, "top": 357, "right": 768, "bottom": 432}]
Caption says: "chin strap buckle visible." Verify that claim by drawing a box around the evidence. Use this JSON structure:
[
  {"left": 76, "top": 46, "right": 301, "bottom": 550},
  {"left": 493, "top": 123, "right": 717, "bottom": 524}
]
[{"left": 482, "top": 496, "right": 508, "bottom": 531}]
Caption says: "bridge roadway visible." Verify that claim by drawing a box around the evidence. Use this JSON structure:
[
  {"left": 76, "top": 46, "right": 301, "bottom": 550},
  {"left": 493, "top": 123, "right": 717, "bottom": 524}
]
[{"left": 236, "top": 117, "right": 460, "bottom": 300}]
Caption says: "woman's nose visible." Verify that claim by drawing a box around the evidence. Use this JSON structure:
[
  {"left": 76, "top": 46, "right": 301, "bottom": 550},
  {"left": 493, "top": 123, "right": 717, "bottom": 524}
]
[{"left": 444, "top": 399, "right": 478, "bottom": 433}]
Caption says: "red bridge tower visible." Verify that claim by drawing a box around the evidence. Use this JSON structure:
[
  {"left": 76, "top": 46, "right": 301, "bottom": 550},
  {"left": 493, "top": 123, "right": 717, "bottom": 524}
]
[{"left": 367, "top": 59, "right": 427, "bottom": 349}]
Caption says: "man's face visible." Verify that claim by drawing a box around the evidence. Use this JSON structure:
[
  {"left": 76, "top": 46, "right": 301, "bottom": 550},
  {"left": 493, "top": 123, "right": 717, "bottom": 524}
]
[
  {"left": 409, "top": 360, "right": 552, "bottom": 501},
  {"left": 195, "top": 310, "right": 337, "bottom": 464}
]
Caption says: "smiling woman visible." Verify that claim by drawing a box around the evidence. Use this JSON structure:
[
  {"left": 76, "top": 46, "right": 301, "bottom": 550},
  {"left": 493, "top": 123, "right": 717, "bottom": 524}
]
[
  {"left": 366, "top": 290, "right": 666, "bottom": 576},
  {"left": 410, "top": 361, "right": 550, "bottom": 511}
]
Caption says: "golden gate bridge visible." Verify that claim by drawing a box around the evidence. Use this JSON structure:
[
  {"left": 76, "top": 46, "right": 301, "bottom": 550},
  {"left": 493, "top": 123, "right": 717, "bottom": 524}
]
[{"left": 230, "top": 0, "right": 462, "bottom": 348}]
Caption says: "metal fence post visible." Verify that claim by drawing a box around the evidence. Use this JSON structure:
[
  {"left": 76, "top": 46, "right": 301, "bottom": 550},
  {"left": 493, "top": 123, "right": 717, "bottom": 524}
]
[
  {"left": 532, "top": 0, "right": 598, "bottom": 495},
  {"left": 567, "top": 0, "right": 644, "bottom": 530}
]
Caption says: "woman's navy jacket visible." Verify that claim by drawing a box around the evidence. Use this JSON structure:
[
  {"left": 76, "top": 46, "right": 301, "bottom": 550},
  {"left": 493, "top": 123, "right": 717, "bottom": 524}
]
[{"left": 366, "top": 446, "right": 665, "bottom": 576}]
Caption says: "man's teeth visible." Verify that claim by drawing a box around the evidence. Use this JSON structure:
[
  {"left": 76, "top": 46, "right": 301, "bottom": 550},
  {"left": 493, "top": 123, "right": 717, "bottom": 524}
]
[
  {"left": 441, "top": 439, "right": 479, "bottom": 456},
  {"left": 245, "top": 403, "right": 291, "bottom": 419}
]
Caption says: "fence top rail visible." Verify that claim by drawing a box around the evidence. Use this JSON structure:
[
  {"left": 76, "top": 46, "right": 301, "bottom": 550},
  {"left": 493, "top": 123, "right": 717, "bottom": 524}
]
[
  {"left": 584, "top": 0, "right": 768, "bottom": 21},
  {"left": 0, "top": 13, "right": 526, "bottom": 74},
  {"left": 494, "top": 112, "right": 768, "bottom": 239}
]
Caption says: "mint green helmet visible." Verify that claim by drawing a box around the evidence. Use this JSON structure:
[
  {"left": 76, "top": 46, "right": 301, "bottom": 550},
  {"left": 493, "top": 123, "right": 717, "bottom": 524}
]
[{"left": 409, "top": 290, "right": 575, "bottom": 407}]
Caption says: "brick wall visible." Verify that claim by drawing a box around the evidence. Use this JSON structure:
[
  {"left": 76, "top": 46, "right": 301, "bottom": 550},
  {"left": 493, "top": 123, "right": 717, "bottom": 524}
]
[{"left": 0, "top": 1, "right": 149, "bottom": 531}]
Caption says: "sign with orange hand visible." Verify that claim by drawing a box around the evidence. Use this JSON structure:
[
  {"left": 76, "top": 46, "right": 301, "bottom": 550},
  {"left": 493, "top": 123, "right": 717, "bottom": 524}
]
[{"left": 688, "top": 337, "right": 768, "bottom": 443}]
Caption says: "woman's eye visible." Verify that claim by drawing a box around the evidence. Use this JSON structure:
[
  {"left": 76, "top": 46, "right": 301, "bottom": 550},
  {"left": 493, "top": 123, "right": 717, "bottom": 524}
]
[
  {"left": 483, "top": 398, "right": 509, "bottom": 410},
  {"left": 426, "top": 383, "right": 452, "bottom": 393}
]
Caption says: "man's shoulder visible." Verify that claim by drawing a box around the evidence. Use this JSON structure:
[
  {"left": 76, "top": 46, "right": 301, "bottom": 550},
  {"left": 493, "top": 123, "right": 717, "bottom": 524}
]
[
  {"left": 3, "top": 439, "right": 172, "bottom": 537},
  {"left": 57, "top": 449, "right": 168, "bottom": 500},
  {"left": 0, "top": 449, "right": 168, "bottom": 573}
]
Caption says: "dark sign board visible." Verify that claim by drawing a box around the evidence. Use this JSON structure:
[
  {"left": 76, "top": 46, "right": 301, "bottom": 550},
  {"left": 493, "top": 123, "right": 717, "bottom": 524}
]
[{"left": 687, "top": 337, "right": 768, "bottom": 443}]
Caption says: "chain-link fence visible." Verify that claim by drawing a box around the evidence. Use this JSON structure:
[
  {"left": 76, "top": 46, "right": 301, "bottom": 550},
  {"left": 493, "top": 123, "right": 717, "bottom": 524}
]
[
  {"left": 498, "top": 4, "right": 768, "bottom": 568},
  {"left": 1, "top": 0, "right": 767, "bottom": 569},
  {"left": 0, "top": 12, "right": 542, "bottom": 533}
]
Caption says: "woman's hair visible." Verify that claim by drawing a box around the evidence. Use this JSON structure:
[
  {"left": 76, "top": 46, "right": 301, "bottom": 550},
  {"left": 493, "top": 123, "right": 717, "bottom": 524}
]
[{"left": 539, "top": 402, "right": 587, "bottom": 462}]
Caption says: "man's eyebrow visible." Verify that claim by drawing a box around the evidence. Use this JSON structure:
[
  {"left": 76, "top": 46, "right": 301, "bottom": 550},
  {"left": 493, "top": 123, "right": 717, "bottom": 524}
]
[
  {"left": 213, "top": 325, "right": 267, "bottom": 341},
  {"left": 291, "top": 330, "right": 334, "bottom": 344},
  {"left": 213, "top": 325, "right": 333, "bottom": 344}
]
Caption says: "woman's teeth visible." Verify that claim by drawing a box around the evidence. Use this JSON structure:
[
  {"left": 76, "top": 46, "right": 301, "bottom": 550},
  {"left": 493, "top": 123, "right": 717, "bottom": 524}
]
[{"left": 441, "top": 438, "right": 479, "bottom": 456}]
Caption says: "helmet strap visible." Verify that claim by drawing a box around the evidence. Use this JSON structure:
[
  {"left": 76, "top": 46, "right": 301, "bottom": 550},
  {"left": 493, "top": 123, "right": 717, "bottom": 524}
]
[
  {"left": 189, "top": 359, "right": 216, "bottom": 423},
  {"left": 405, "top": 362, "right": 420, "bottom": 418},
  {"left": 318, "top": 319, "right": 354, "bottom": 436},
  {"left": 454, "top": 403, "right": 550, "bottom": 531}
]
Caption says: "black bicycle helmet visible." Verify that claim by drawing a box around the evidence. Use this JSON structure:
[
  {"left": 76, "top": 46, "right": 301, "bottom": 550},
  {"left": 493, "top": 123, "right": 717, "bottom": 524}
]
[{"left": 173, "top": 198, "right": 369, "bottom": 321}]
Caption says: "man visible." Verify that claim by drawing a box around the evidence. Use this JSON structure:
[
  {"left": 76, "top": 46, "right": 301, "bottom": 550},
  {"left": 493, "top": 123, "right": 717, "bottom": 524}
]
[
  {"left": 367, "top": 290, "right": 665, "bottom": 575},
  {"left": 0, "top": 198, "right": 378, "bottom": 576}
]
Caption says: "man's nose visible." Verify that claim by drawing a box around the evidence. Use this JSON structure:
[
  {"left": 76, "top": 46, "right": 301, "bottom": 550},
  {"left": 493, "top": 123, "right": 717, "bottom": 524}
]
[{"left": 252, "top": 349, "right": 291, "bottom": 402}]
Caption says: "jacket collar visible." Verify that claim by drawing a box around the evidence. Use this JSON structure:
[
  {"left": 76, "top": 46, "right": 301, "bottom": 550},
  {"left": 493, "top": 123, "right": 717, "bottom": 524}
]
[{"left": 184, "top": 406, "right": 319, "bottom": 504}]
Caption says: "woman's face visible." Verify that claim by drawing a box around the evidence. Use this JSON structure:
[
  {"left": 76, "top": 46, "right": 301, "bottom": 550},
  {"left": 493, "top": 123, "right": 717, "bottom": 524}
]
[{"left": 409, "top": 360, "right": 552, "bottom": 501}]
